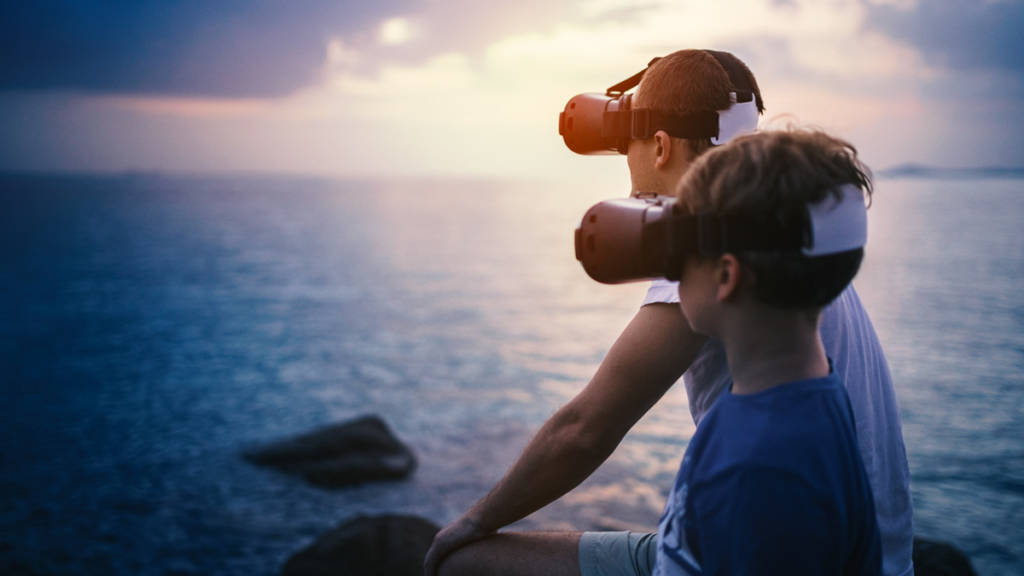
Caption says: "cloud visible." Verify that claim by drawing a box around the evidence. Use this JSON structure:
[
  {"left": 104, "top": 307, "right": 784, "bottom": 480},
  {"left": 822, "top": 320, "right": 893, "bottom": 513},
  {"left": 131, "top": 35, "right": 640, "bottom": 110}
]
[
  {"left": 0, "top": 1, "right": 406, "bottom": 97},
  {"left": 865, "top": 0, "right": 1024, "bottom": 74}
]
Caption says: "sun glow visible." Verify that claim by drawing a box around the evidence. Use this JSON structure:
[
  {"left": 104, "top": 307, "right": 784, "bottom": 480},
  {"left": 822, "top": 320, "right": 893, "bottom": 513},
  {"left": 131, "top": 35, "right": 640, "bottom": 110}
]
[{"left": 379, "top": 17, "right": 414, "bottom": 46}]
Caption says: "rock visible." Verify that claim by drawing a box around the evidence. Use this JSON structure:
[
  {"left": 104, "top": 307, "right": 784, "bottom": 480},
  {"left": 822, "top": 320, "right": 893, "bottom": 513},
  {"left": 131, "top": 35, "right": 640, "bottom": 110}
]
[
  {"left": 281, "top": 515, "right": 440, "bottom": 576},
  {"left": 913, "top": 536, "right": 977, "bottom": 576},
  {"left": 243, "top": 415, "right": 416, "bottom": 488}
]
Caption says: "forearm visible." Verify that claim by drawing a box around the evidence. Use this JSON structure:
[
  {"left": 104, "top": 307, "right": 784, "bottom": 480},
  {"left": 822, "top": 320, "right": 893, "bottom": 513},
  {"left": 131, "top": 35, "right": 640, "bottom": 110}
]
[{"left": 465, "top": 402, "right": 620, "bottom": 532}]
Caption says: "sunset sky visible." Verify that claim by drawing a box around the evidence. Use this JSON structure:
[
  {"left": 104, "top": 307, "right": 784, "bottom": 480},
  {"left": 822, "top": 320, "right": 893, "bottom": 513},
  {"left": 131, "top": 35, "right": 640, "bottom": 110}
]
[{"left": 2, "top": 0, "right": 1022, "bottom": 182}]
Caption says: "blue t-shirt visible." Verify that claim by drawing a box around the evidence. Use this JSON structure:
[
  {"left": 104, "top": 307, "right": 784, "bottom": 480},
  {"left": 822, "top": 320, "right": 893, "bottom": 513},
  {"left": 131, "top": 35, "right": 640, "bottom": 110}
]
[
  {"left": 644, "top": 282, "right": 912, "bottom": 576},
  {"left": 654, "top": 370, "right": 881, "bottom": 575}
]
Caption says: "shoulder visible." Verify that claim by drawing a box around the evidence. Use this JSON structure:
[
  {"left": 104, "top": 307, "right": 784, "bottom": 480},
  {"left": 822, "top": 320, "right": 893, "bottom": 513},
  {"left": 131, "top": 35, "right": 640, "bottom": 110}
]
[
  {"left": 697, "top": 378, "right": 851, "bottom": 450},
  {"left": 699, "top": 384, "right": 864, "bottom": 482},
  {"left": 820, "top": 284, "right": 878, "bottom": 347}
]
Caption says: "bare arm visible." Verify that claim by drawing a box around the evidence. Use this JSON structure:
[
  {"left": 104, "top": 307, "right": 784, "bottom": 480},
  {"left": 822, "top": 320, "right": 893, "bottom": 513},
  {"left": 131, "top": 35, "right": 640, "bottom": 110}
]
[{"left": 424, "top": 303, "right": 707, "bottom": 574}]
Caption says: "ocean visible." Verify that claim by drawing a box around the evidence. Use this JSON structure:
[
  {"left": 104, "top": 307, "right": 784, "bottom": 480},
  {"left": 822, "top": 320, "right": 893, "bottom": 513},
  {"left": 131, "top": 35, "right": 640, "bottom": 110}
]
[{"left": 1, "top": 173, "right": 1022, "bottom": 574}]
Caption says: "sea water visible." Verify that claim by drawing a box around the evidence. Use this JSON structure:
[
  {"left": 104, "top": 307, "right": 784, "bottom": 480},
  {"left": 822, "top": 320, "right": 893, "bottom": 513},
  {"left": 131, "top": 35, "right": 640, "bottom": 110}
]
[{"left": 1, "top": 174, "right": 1021, "bottom": 574}]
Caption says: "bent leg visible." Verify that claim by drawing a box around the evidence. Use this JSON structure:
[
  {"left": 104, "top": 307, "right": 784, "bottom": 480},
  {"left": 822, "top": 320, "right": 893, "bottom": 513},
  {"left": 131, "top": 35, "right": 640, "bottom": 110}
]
[{"left": 437, "top": 531, "right": 583, "bottom": 576}]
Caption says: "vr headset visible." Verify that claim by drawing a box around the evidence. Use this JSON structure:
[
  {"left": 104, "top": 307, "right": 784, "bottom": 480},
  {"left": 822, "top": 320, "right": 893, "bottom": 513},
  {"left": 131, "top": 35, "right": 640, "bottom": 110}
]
[
  {"left": 558, "top": 50, "right": 762, "bottom": 155},
  {"left": 574, "top": 187, "right": 868, "bottom": 284}
]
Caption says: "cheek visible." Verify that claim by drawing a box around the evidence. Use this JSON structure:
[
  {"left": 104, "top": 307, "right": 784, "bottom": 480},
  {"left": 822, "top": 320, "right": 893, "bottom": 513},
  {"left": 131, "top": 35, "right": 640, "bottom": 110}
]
[
  {"left": 677, "top": 282, "right": 699, "bottom": 327},
  {"left": 626, "top": 142, "right": 652, "bottom": 189},
  {"left": 626, "top": 150, "right": 640, "bottom": 186},
  {"left": 677, "top": 267, "right": 717, "bottom": 334}
]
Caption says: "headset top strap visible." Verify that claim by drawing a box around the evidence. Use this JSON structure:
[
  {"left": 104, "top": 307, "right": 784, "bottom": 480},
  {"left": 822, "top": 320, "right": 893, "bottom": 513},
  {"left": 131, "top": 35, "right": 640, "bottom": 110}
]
[{"left": 605, "top": 57, "right": 662, "bottom": 96}]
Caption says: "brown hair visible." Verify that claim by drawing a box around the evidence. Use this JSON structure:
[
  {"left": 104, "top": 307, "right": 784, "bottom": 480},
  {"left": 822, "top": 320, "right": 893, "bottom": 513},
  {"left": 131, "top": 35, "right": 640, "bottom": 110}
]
[
  {"left": 677, "top": 128, "right": 874, "bottom": 309},
  {"left": 636, "top": 50, "right": 765, "bottom": 156}
]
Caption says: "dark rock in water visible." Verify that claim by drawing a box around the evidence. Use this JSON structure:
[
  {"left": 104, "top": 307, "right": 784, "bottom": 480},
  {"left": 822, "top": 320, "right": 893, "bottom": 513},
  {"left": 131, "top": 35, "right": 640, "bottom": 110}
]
[
  {"left": 281, "top": 515, "right": 440, "bottom": 576},
  {"left": 243, "top": 415, "right": 416, "bottom": 488},
  {"left": 913, "top": 536, "right": 977, "bottom": 576}
]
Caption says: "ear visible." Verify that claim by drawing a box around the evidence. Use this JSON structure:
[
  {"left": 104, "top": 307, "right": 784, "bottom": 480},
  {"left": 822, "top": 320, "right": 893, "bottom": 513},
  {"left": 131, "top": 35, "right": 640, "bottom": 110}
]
[
  {"left": 653, "top": 130, "right": 672, "bottom": 169},
  {"left": 715, "top": 253, "right": 743, "bottom": 302}
]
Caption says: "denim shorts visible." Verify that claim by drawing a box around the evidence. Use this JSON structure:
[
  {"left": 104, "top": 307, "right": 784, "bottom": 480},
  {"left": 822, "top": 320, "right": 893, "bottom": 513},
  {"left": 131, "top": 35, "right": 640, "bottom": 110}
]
[{"left": 578, "top": 531, "right": 657, "bottom": 576}]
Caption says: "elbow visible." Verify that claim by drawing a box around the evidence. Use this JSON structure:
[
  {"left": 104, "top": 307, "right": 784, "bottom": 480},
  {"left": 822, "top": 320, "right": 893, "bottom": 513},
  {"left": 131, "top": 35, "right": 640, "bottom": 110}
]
[{"left": 549, "top": 402, "right": 620, "bottom": 460}]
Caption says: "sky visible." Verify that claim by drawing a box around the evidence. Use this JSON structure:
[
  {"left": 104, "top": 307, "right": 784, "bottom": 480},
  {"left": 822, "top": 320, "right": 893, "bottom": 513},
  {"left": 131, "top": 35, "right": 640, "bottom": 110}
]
[{"left": 1, "top": 0, "right": 1023, "bottom": 181}]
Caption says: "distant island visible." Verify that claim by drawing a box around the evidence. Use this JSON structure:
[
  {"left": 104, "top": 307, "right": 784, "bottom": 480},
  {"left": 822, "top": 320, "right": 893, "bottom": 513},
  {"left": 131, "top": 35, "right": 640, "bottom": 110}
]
[{"left": 878, "top": 163, "right": 1024, "bottom": 179}]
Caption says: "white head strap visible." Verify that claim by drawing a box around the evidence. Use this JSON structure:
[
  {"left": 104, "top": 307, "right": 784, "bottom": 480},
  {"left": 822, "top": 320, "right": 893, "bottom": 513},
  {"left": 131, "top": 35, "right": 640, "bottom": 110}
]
[
  {"left": 710, "top": 92, "right": 760, "bottom": 146},
  {"left": 804, "top": 184, "right": 868, "bottom": 256}
]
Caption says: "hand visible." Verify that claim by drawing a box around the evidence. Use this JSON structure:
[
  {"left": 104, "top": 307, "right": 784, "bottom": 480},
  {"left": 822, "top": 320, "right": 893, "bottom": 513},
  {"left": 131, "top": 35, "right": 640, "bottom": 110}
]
[{"left": 423, "top": 513, "right": 492, "bottom": 576}]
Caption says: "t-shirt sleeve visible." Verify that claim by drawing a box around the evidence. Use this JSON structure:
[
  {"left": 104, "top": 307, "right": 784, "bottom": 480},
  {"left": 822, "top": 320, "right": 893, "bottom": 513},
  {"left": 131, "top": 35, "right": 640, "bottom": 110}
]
[
  {"left": 642, "top": 278, "right": 680, "bottom": 306},
  {"left": 691, "top": 467, "right": 836, "bottom": 575}
]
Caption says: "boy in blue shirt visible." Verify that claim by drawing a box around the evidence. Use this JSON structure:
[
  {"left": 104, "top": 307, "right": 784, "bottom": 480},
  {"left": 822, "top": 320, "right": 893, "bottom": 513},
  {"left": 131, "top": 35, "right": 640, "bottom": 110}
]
[{"left": 655, "top": 128, "right": 882, "bottom": 575}]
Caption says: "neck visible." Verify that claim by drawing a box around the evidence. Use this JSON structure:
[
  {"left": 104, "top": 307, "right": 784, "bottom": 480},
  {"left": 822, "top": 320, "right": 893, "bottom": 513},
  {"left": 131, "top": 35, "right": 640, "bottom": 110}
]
[
  {"left": 659, "top": 162, "right": 691, "bottom": 196},
  {"left": 720, "top": 307, "right": 829, "bottom": 395}
]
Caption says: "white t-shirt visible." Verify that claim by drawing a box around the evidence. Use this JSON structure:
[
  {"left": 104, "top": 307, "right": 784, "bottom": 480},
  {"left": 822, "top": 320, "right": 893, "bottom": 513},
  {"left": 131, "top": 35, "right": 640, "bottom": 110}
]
[{"left": 643, "top": 278, "right": 914, "bottom": 576}]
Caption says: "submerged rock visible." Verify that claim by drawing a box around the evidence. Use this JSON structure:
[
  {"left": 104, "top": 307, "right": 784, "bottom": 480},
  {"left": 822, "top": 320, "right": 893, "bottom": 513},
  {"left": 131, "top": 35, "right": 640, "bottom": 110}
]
[
  {"left": 281, "top": 515, "right": 440, "bottom": 576},
  {"left": 243, "top": 415, "right": 416, "bottom": 488},
  {"left": 913, "top": 536, "right": 977, "bottom": 576}
]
